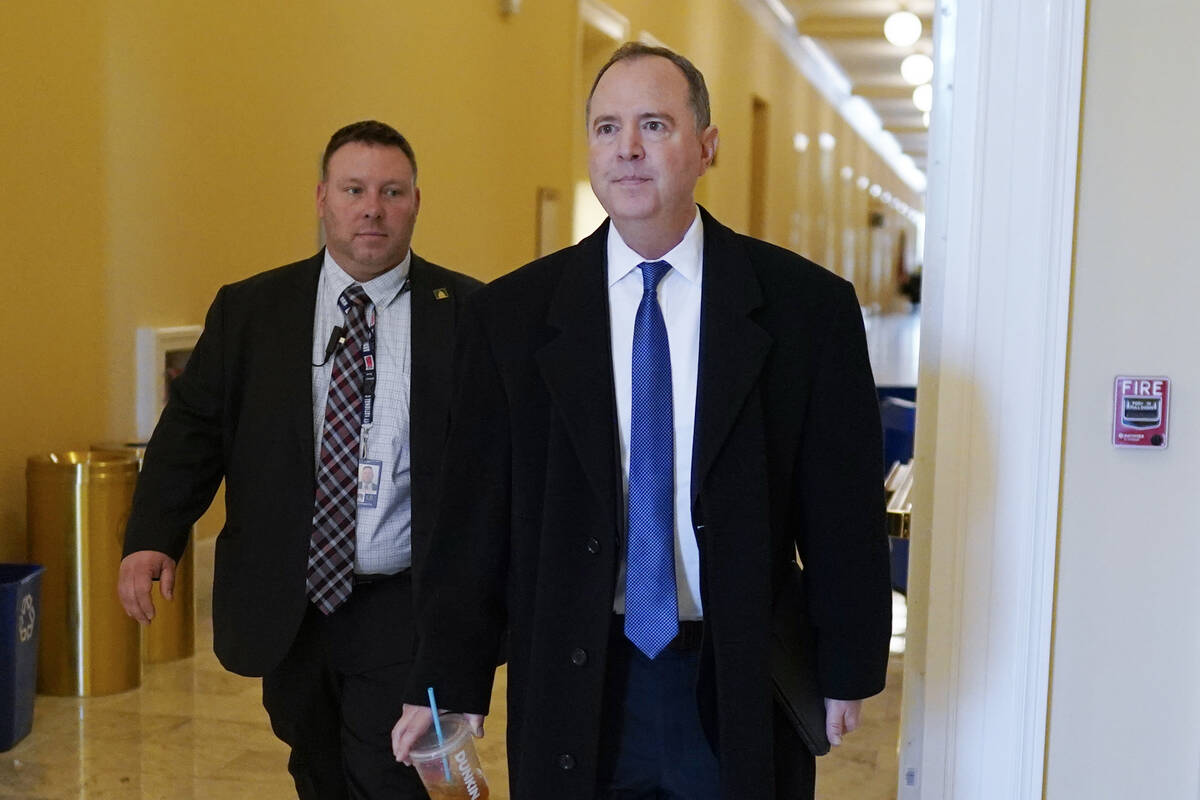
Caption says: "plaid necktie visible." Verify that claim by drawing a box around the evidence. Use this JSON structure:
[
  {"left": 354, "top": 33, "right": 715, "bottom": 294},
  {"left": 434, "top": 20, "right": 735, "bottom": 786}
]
[
  {"left": 624, "top": 260, "right": 679, "bottom": 658},
  {"left": 308, "top": 284, "right": 371, "bottom": 615}
]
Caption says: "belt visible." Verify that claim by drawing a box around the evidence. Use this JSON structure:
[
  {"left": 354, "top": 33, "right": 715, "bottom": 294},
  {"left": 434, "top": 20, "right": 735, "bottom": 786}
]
[
  {"left": 615, "top": 616, "right": 705, "bottom": 652},
  {"left": 352, "top": 569, "right": 410, "bottom": 585}
]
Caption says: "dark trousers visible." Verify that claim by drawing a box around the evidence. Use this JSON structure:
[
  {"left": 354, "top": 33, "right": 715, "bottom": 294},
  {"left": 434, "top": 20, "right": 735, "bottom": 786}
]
[
  {"left": 597, "top": 633, "right": 721, "bottom": 800},
  {"left": 261, "top": 572, "right": 428, "bottom": 800},
  {"left": 597, "top": 630, "right": 818, "bottom": 800}
]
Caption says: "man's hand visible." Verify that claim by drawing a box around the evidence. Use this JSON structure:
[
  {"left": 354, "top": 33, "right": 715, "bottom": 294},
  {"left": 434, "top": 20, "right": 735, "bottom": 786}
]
[
  {"left": 392, "top": 704, "right": 485, "bottom": 764},
  {"left": 824, "top": 698, "right": 863, "bottom": 746},
  {"left": 118, "top": 550, "right": 177, "bottom": 624}
]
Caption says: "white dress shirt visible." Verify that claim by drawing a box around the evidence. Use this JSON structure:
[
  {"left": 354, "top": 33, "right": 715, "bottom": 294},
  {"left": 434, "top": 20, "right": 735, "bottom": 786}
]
[
  {"left": 312, "top": 250, "right": 413, "bottom": 574},
  {"left": 608, "top": 209, "right": 705, "bottom": 620}
]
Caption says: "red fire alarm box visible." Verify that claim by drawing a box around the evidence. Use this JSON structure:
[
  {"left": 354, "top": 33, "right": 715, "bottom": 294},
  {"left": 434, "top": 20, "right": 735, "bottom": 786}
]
[{"left": 1112, "top": 376, "right": 1170, "bottom": 449}]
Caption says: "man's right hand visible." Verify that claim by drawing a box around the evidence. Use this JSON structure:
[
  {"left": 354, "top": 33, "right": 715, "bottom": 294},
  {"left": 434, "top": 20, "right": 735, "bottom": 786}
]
[
  {"left": 392, "top": 704, "right": 485, "bottom": 764},
  {"left": 118, "top": 550, "right": 177, "bottom": 624}
]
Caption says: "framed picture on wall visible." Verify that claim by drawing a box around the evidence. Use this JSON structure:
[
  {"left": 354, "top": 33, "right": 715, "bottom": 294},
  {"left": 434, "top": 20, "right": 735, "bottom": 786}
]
[{"left": 135, "top": 325, "right": 202, "bottom": 440}]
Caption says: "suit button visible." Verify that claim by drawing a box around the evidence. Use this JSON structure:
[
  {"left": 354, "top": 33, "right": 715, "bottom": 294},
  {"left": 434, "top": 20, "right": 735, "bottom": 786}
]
[
  {"left": 558, "top": 753, "right": 576, "bottom": 770},
  {"left": 586, "top": 537, "right": 601, "bottom": 554},
  {"left": 570, "top": 648, "right": 588, "bottom": 666}
]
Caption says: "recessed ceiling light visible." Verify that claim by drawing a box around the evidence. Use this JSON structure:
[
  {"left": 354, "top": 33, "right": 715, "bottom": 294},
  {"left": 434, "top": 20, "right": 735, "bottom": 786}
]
[
  {"left": 913, "top": 83, "right": 934, "bottom": 112},
  {"left": 884, "top": 11, "right": 922, "bottom": 47},
  {"left": 793, "top": 133, "right": 809, "bottom": 152},
  {"left": 819, "top": 132, "right": 837, "bottom": 151},
  {"left": 901, "top": 53, "right": 934, "bottom": 86}
]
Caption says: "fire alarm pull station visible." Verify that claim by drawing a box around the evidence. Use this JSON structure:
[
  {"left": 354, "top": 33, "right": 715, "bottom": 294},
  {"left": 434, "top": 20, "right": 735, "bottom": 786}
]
[{"left": 1112, "top": 376, "right": 1170, "bottom": 449}]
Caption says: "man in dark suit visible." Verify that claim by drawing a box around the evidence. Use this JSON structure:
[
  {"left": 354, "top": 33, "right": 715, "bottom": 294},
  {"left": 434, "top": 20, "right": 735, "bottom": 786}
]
[
  {"left": 392, "top": 44, "right": 891, "bottom": 799},
  {"left": 118, "top": 120, "right": 481, "bottom": 799}
]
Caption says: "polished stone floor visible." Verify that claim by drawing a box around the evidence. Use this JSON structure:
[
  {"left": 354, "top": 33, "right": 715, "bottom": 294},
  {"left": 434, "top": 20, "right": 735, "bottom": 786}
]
[{"left": 0, "top": 539, "right": 902, "bottom": 799}]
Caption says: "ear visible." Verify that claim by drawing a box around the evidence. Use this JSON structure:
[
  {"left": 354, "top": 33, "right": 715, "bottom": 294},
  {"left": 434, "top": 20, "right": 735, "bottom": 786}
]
[
  {"left": 413, "top": 185, "right": 421, "bottom": 217},
  {"left": 699, "top": 126, "right": 719, "bottom": 174},
  {"left": 316, "top": 181, "right": 328, "bottom": 216}
]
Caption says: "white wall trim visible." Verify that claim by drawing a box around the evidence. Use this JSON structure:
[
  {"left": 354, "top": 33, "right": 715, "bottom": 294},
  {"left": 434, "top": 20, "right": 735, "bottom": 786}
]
[{"left": 898, "top": 0, "right": 1087, "bottom": 798}]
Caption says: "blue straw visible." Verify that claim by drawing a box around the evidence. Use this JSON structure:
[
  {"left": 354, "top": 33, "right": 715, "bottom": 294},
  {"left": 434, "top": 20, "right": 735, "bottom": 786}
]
[{"left": 427, "top": 686, "right": 452, "bottom": 782}]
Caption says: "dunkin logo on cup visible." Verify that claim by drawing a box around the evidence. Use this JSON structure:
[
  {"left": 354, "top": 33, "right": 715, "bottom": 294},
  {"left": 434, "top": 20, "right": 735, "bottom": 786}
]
[{"left": 455, "top": 751, "right": 482, "bottom": 799}]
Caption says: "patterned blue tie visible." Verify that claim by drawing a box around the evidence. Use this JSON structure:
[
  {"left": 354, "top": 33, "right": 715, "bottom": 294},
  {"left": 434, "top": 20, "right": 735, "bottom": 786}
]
[{"left": 625, "top": 260, "right": 679, "bottom": 659}]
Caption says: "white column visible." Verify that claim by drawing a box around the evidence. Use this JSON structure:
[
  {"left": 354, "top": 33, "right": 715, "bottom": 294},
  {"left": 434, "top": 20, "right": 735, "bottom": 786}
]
[{"left": 897, "top": 1, "right": 1087, "bottom": 798}]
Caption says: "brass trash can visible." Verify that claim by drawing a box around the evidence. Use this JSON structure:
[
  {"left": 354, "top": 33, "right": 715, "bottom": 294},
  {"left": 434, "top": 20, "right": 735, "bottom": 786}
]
[
  {"left": 91, "top": 443, "right": 194, "bottom": 664},
  {"left": 26, "top": 452, "right": 141, "bottom": 696}
]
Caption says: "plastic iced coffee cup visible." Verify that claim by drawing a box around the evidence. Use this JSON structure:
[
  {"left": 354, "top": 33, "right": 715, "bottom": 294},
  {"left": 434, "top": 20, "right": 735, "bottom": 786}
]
[{"left": 409, "top": 713, "right": 490, "bottom": 800}]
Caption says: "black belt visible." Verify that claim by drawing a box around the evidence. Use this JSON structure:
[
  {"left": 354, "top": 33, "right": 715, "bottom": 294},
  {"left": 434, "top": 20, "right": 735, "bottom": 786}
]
[
  {"left": 615, "top": 616, "right": 704, "bottom": 652},
  {"left": 352, "top": 569, "right": 410, "bottom": 585}
]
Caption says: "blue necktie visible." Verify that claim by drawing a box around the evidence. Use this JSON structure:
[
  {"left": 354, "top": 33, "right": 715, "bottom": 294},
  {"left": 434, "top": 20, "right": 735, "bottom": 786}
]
[{"left": 625, "top": 260, "right": 679, "bottom": 659}]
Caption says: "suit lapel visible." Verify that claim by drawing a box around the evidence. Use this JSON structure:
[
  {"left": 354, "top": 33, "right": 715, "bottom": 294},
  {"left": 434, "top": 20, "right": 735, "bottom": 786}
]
[
  {"left": 535, "top": 223, "right": 620, "bottom": 517},
  {"left": 691, "top": 209, "right": 772, "bottom": 503}
]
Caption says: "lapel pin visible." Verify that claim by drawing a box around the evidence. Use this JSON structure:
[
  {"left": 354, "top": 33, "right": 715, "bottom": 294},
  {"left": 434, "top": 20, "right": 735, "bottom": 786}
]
[{"left": 433, "top": 288, "right": 450, "bottom": 300}]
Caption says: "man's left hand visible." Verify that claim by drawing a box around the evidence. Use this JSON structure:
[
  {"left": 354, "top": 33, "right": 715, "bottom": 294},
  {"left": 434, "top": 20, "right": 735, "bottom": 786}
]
[{"left": 824, "top": 698, "right": 863, "bottom": 746}]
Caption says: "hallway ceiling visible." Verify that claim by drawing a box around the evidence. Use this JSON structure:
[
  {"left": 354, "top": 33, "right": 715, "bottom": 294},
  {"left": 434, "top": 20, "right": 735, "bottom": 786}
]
[{"left": 782, "top": 0, "right": 934, "bottom": 172}]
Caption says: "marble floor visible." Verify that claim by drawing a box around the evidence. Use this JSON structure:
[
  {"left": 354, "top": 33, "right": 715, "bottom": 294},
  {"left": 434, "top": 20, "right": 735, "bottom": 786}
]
[{"left": 0, "top": 539, "right": 903, "bottom": 799}]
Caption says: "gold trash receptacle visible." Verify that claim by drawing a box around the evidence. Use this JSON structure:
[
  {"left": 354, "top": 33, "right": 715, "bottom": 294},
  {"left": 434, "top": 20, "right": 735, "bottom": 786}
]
[
  {"left": 91, "top": 443, "right": 194, "bottom": 664},
  {"left": 26, "top": 451, "right": 141, "bottom": 696}
]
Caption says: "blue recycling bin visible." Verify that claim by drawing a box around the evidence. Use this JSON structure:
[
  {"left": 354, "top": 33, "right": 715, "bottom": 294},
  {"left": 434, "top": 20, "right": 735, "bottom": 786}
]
[{"left": 0, "top": 564, "right": 44, "bottom": 751}]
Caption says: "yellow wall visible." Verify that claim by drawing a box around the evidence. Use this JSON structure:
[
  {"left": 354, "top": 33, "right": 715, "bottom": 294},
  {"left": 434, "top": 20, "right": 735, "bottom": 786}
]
[
  {"left": 0, "top": 3, "right": 112, "bottom": 562},
  {"left": 0, "top": 0, "right": 920, "bottom": 560}
]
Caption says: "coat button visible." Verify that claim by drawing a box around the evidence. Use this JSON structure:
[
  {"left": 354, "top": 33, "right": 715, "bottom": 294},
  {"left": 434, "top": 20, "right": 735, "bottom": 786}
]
[
  {"left": 586, "top": 537, "right": 601, "bottom": 554},
  {"left": 570, "top": 648, "right": 588, "bottom": 666},
  {"left": 558, "top": 753, "right": 576, "bottom": 770}
]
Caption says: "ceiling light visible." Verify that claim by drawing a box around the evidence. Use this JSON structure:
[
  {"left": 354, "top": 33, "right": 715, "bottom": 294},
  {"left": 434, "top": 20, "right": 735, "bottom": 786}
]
[
  {"left": 793, "top": 133, "right": 809, "bottom": 152},
  {"left": 819, "top": 132, "right": 836, "bottom": 151},
  {"left": 901, "top": 53, "right": 934, "bottom": 86},
  {"left": 923, "top": 110, "right": 931, "bottom": 127},
  {"left": 884, "top": 10, "right": 922, "bottom": 47},
  {"left": 840, "top": 166, "right": 854, "bottom": 180},
  {"left": 882, "top": 191, "right": 893, "bottom": 203},
  {"left": 913, "top": 83, "right": 933, "bottom": 112},
  {"left": 870, "top": 184, "right": 883, "bottom": 198},
  {"left": 857, "top": 175, "right": 870, "bottom": 190}
]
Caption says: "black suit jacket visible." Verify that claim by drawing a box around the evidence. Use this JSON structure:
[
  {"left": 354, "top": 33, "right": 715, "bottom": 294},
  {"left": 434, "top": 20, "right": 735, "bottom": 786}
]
[
  {"left": 408, "top": 209, "right": 891, "bottom": 799},
  {"left": 124, "top": 251, "right": 482, "bottom": 677}
]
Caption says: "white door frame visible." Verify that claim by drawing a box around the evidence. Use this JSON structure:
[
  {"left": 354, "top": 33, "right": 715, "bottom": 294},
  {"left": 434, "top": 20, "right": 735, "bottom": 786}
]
[{"left": 898, "top": 1, "right": 1087, "bottom": 798}]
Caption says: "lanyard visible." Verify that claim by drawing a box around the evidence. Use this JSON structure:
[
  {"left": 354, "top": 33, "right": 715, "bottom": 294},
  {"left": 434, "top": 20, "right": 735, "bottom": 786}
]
[
  {"left": 335, "top": 277, "right": 410, "bottom": 458},
  {"left": 336, "top": 292, "right": 378, "bottom": 459}
]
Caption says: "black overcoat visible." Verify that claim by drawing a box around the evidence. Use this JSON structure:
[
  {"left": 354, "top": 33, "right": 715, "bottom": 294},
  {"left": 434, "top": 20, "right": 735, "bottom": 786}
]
[{"left": 409, "top": 209, "right": 891, "bottom": 798}]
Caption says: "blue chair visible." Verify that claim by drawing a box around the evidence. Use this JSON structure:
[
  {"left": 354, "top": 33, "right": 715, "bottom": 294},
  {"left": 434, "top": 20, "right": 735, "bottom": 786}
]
[
  {"left": 877, "top": 385, "right": 916, "bottom": 403},
  {"left": 888, "top": 536, "right": 909, "bottom": 596},
  {"left": 879, "top": 396, "right": 917, "bottom": 471},
  {"left": 880, "top": 397, "right": 916, "bottom": 595}
]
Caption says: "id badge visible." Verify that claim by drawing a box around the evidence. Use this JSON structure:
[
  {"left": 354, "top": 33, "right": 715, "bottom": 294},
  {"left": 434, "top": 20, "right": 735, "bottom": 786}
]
[{"left": 357, "top": 458, "right": 384, "bottom": 508}]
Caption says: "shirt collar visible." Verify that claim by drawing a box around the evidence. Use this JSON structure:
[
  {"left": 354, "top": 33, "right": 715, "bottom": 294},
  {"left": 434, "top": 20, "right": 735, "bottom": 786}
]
[
  {"left": 606, "top": 208, "right": 704, "bottom": 287},
  {"left": 322, "top": 249, "right": 412, "bottom": 309}
]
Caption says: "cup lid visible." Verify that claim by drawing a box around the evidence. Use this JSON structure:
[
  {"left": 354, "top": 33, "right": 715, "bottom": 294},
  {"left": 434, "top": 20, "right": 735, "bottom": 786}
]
[{"left": 409, "top": 713, "right": 473, "bottom": 760}]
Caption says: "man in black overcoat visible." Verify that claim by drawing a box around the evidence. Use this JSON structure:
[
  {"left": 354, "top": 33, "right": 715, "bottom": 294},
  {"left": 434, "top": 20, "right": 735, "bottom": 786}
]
[
  {"left": 118, "top": 121, "right": 481, "bottom": 799},
  {"left": 393, "top": 45, "right": 891, "bottom": 799}
]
